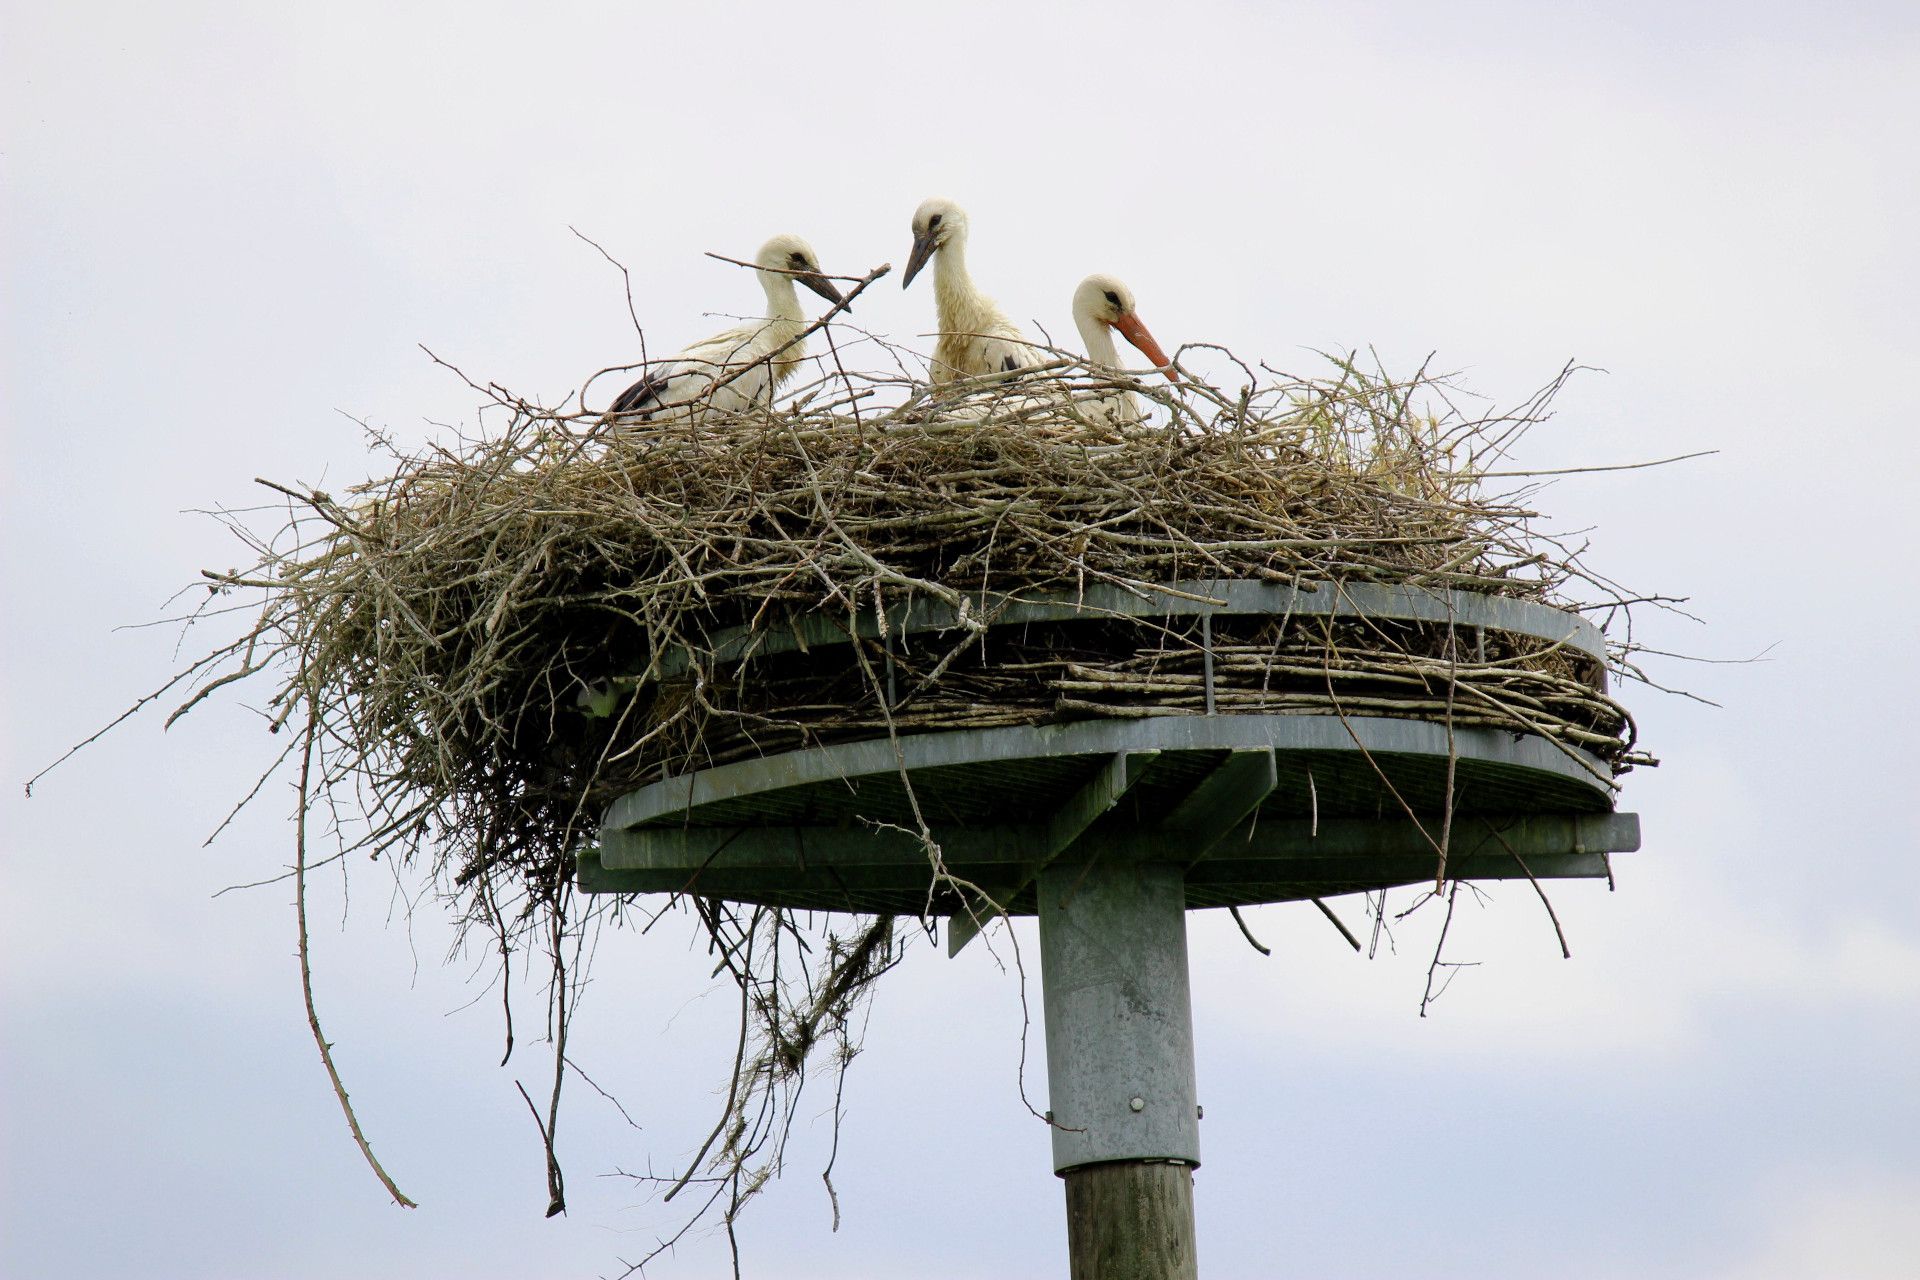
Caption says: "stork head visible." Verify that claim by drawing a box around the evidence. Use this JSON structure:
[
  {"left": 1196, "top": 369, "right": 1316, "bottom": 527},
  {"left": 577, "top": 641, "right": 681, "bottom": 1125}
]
[
  {"left": 903, "top": 197, "right": 967, "bottom": 289},
  {"left": 1073, "top": 274, "right": 1177, "bottom": 381},
  {"left": 755, "top": 234, "right": 843, "bottom": 306}
]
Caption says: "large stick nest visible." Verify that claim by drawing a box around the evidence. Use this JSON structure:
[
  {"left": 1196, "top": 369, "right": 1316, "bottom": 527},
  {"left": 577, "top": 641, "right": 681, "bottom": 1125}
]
[{"left": 215, "top": 354, "right": 1647, "bottom": 907}]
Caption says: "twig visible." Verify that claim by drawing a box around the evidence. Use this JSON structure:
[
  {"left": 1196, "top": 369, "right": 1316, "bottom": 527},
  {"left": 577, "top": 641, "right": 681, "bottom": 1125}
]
[
  {"left": 1480, "top": 821, "right": 1572, "bottom": 959},
  {"left": 1418, "top": 881, "right": 1468, "bottom": 1018},
  {"left": 1229, "top": 905, "right": 1272, "bottom": 955},
  {"left": 1310, "top": 898, "right": 1363, "bottom": 952},
  {"left": 513, "top": 1080, "right": 564, "bottom": 1215},
  {"left": 1469, "top": 449, "right": 1717, "bottom": 478},
  {"left": 570, "top": 225, "right": 647, "bottom": 345},
  {"left": 294, "top": 709, "right": 417, "bottom": 1208}
]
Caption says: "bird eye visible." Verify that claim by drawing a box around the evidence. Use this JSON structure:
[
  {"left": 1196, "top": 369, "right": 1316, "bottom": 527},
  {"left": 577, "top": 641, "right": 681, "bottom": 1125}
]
[
  {"left": 928, "top": 213, "right": 943, "bottom": 229},
  {"left": 1103, "top": 290, "right": 1121, "bottom": 307}
]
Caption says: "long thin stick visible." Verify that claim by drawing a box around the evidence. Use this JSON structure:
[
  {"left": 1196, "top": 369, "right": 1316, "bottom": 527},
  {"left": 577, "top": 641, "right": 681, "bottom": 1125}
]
[
  {"left": 1229, "top": 905, "right": 1272, "bottom": 955},
  {"left": 294, "top": 710, "right": 417, "bottom": 1208},
  {"left": 1418, "top": 881, "right": 1463, "bottom": 1019},
  {"left": 1481, "top": 821, "right": 1572, "bottom": 959},
  {"left": 1310, "top": 897, "right": 1363, "bottom": 951}
]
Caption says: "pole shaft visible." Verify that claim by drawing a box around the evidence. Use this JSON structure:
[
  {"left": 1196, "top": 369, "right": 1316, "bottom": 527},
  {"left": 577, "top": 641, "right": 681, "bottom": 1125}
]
[
  {"left": 1063, "top": 1162, "right": 1199, "bottom": 1280},
  {"left": 1039, "top": 860, "right": 1201, "bottom": 1278}
]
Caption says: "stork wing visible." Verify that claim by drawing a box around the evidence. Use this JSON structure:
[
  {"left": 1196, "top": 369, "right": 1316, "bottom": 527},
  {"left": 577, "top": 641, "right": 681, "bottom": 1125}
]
[
  {"left": 610, "top": 368, "right": 672, "bottom": 415},
  {"left": 984, "top": 329, "right": 1043, "bottom": 376},
  {"left": 607, "top": 322, "right": 775, "bottom": 418},
  {"left": 674, "top": 322, "right": 762, "bottom": 367}
]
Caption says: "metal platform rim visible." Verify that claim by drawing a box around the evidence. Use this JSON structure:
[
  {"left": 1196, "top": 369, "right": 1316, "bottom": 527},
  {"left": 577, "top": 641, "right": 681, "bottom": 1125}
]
[
  {"left": 602, "top": 712, "right": 1615, "bottom": 833},
  {"left": 647, "top": 577, "right": 1608, "bottom": 681}
]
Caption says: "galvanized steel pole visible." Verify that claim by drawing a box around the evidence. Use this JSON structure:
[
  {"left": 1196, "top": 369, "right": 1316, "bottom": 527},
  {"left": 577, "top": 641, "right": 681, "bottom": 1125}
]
[{"left": 1039, "top": 860, "right": 1200, "bottom": 1280}]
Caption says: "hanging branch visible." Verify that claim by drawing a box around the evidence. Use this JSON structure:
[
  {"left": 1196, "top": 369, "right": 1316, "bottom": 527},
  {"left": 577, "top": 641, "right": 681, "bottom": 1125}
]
[
  {"left": 294, "top": 708, "right": 417, "bottom": 1208},
  {"left": 1229, "top": 906, "right": 1272, "bottom": 955},
  {"left": 1480, "top": 820, "right": 1573, "bottom": 959}
]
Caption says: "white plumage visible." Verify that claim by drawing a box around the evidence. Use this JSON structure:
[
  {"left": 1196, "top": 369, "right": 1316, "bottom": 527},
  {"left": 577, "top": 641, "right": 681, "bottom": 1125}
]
[
  {"left": 901, "top": 197, "right": 1038, "bottom": 384},
  {"left": 607, "top": 234, "right": 841, "bottom": 421},
  {"left": 1070, "top": 273, "right": 1177, "bottom": 425}
]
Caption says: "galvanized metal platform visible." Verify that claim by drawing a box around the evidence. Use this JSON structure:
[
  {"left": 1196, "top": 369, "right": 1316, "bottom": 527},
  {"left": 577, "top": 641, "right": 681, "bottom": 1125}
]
[
  {"left": 581, "top": 712, "right": 1637, "bottom": 916},
  {"left": 582, "top": 581, "right": 1634, "bottom": 916},
  {"left": 648, "top": 577, "right": 1610, "bottom": 682}
]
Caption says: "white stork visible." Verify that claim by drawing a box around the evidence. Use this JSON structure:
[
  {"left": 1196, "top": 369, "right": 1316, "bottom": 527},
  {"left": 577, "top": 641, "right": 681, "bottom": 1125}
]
[
  {"left": 607, "top": 234, "right": 842, "bottom": 420},
  {"left": 901, "top": 197, "right": 1037, "bottom": 384},
  {"left": 1070, "top": 273, "right": 1177, "bottom": 424}
]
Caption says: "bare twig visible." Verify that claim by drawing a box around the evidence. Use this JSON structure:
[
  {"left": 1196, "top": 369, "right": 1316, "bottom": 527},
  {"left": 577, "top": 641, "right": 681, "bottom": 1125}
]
[
  {"left": 1229, "top": 905, "right": 1272, "bottom": 956},
  {"left": 294, "top": 709, "right": 417, "bottom": 1208},
  {"left": 1481, "top": 821, "right": 1573, "bottom": 959},
  {"left": 1310, "top": 898, "right": 1363, "bottom": 952},
  {"left": 1418, "top": 881, "right": 1472, "bottom": 1018}
]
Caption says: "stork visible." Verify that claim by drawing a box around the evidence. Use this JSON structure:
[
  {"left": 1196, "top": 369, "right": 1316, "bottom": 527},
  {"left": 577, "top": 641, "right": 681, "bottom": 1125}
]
[
  {"left": 902, "top": 197, "right": 1037, "bottom": 384},
  {"left": 1071, "top": 273, "right": 1177, "bottom": 425},
  {"left": 606, "top": 234, "right": 842, "bottom": 420}
]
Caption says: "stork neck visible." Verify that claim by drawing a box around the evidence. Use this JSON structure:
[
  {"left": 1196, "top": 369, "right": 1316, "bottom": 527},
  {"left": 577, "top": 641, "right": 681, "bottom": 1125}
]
[
  {"left": 759, "top": 270, "right": 805, "bottom": 325},
  {"left": 932, "top": 232, "right": 976, "bottom": 304},
  {"left": 1078, "top": 313, "right": 1121, "bottom": 369}
]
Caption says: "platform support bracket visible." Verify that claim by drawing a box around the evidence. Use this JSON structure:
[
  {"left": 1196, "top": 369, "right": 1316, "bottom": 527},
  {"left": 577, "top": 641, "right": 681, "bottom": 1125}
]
[{"left": 947, "top": 751, "right": 1157, "bottom": 957}]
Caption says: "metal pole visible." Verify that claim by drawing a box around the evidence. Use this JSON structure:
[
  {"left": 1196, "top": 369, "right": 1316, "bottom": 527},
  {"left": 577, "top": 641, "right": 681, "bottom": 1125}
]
[{"left": 1039, "top": 860, "right": 1200, "bottom": 1280}]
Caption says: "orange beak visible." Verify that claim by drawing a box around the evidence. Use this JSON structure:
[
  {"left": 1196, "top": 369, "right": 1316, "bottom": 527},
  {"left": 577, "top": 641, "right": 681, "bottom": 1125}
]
[{"left": 1112, "top": 311, "right": 1178, "bottom": 381}]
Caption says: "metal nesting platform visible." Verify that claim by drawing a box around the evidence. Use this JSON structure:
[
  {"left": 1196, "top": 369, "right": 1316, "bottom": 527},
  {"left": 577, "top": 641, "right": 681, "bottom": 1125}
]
[
  {"left": 579, "top": 579, "right": 1639, "bottom": 921},
  {"left": 581, "top": 714, "right": 1636, "bottom": 917}
]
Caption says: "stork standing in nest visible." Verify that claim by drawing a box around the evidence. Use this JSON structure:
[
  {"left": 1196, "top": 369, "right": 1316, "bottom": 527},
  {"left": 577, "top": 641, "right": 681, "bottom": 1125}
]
[
  {"left": 605, "top": 234, "right": 842, "bottom": 421},
  {"left": 1071, "top": 273, "right": 1178, "bottom": 426},
  {"left": 901, "top": 197, "right": 1038, "bottom": 384}
]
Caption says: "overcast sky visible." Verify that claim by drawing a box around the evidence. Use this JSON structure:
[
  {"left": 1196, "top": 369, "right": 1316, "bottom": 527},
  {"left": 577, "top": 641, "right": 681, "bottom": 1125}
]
[{"left": 6, "top": 2, "right": 1919, "bottom": 1277}]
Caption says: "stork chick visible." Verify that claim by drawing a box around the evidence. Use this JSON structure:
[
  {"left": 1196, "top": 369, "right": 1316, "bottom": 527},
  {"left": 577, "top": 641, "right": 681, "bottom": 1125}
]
[
  {"left": 902, "top": 197, "right": 1037, "bottom": 384},
  {"left": 607, "top": 234, "right": 841, "bottom": 420},
  {"left": 1071, "top": 273, "right": 1177, "bottom": 425}
]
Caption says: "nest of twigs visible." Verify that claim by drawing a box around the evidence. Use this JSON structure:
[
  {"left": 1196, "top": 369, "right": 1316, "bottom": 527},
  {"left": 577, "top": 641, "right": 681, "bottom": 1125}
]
[{"left": 206, "top": 353, "right": 1648, "bottom": 900}]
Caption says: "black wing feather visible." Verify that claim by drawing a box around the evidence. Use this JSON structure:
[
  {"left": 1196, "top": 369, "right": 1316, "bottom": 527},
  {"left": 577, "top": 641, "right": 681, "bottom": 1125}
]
[{"left": 610, "top": 369, "right": 670, "bottom": 416}]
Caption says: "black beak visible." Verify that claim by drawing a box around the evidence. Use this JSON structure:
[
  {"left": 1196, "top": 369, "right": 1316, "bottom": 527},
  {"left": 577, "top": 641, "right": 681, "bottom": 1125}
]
[
  {"left": 799, "top": 272, "right": 844, "bottom": 307},
  {"left": 902, "top": 231, "right": 937, "bottom": 289}
]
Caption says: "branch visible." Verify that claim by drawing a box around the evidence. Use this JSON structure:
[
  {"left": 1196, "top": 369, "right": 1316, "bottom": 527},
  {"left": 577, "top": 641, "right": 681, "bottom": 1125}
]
[
  {"left": 1310, "top": 897, "right": 1363, "bottom": 952},
  {"left": 1470, "top": 449, "right": 1718, "bottom": 479},
  {"left": 1480, "top": 821, "right": 1572, "bottom": 959},
  {"left": 1229, "top": 905, "right": 1272, "bottom": 955},
  {"left": 294, "top": 710, "right": 417, "bottom": 1208}
]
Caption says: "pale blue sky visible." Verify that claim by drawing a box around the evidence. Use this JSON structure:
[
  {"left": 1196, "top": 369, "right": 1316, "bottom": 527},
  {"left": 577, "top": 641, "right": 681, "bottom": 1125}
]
[{"left": 5, "top": 2, "right": 1918, "bottom": 1276}]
